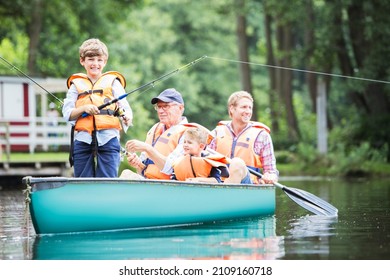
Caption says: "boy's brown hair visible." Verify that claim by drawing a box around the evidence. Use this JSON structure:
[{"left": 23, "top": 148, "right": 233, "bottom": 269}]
[{"left": 79, "top": 38, "right": 109, "bottom": 60}]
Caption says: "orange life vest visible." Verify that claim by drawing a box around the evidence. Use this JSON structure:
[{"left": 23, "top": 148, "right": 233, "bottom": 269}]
[
  {"left": 67, "top": 71, "right": 126, "bottom": 134},
  {"left": 213, "top": 121, "right": 271, "bottom": 183},
  {"left": 142, "top": 122, "right": 208, "bottom": 180},
  {"left": 172, "top": 152, "right": 229, "bottom": 181},
  {"left": 142, "top": 122, "right": 187, "bottom": 179}
]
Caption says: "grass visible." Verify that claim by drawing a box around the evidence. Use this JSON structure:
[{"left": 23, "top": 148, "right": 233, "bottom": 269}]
[{"left": 1, "top": 152, "right": 69, "bottom": 162}]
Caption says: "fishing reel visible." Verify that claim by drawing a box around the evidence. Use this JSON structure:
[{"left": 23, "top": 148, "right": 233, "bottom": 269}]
[{"left": 114, "top": 108, "right": 126, "bottom": 118}]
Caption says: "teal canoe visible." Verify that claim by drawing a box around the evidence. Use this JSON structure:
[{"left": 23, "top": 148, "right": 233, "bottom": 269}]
[{"left": 22, "top": 176, "right": 275, "bottom": 235}]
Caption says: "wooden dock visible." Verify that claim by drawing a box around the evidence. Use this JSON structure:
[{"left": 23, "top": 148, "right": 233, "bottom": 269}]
[{"left": 0, "top": 160, "right": 72, "bottom": 177}]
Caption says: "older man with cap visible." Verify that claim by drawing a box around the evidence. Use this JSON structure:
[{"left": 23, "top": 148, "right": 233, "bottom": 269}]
[{"left": 121, "top": 88, "right": 189, "bottom": 180}]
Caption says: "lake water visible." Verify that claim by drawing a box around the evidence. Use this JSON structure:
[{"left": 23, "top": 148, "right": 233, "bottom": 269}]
[{"left": 0, "top": 177, "right": 389, "bottom": 260}]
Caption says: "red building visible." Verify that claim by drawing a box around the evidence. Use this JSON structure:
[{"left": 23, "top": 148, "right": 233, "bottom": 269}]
[{"left": 0, "top": 76, "right": 70, "bottom": 153}]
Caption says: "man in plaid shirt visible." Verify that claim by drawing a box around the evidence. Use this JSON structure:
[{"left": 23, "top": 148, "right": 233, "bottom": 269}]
[{"left": 209, "top": 91, "right": 279, "bottom": 184}]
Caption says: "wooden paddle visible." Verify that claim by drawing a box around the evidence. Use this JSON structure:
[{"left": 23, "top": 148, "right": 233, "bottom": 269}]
[{"left": 248, "top": 169, "right": 338, "bottom": 217}]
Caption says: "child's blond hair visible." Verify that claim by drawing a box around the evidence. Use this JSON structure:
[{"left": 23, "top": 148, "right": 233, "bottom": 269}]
[
  {"left": 79, "top": 38, "right": 109, "bottom": 60},
  {"left": 184, "top": 127, "right": 208, "bottom": 145}
]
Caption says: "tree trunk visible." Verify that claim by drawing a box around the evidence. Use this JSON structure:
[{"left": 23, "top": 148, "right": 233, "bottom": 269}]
[
  {"left": 275, "top": 25, "right": 284, "bottom": 107},
  {"left": 264, "top": 10, "right": 279, "bottom": 133},
  {"left": 235, "top": 0, "right": 256, "bottom": 120},
  {"left": 275, "top": 21, "right": 300, "bottom": 141},
  {"left": 304, "top": 0, "right": 317, "bottom": 113},
  {"left": 27, "top": 0, "right": 43, "bottom": 76},
  {"left": 347, "top": 2, "right": 390, "bottom": 115},
  {"left": 333, "top": 5, "right": 370, "bottom": 114},
  {"left": 282, "top": 24, "right": 300, "bottom": 141},
  {"left": 347, "top": 3, "right": 366, "bottom": 69}
]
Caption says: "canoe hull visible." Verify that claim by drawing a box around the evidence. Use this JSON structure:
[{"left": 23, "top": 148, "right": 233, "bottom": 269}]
[{"left": 23, "top": 177, "right": 275, "bottom": 235}]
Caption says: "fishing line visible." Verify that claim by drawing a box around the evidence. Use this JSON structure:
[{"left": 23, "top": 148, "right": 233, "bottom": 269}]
[
  {"left": 205, "top": 56, "right": 390, "bottom": 85},
  {"left": 121, "top": 55, "right": 207, "bottom": 101},
  {"left": 82, "top": 55, "right": 207, "bottom": 117},
  {"left": 0, "top": 55, "right": 64, "bottom": 104}
]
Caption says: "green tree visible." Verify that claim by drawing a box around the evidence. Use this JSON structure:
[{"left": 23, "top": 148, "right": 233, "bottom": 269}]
[{"left": 1, "top": 0, "right": 389, "bottom": 164}]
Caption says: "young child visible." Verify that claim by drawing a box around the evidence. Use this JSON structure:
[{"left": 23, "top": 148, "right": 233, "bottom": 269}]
[
  {"left": 62, "top": 38, "right": 133, "bottom": 178},
  {"left": 172, "top": 127, "right": 251, "bottom": 184}
]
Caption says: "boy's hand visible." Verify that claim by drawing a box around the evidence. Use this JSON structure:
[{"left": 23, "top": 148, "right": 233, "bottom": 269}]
[
  {"left": 122, "top": 113, "right": 133, "bottom": 127},
  {"left": 84, "top": 104, "right": 99, "bottom": 115}
]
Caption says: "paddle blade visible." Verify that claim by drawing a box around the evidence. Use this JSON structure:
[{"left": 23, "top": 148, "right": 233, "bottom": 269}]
[
  {"left": 280, "top": 184, "right": 338, "bottom": 217},
  {"left": 246, "top": 169, "right": 338, "bottom": 217}
]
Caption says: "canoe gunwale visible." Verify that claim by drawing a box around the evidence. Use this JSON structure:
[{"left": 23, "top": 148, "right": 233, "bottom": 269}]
[{"left": 22, "top": 176, "right": 275, "bottom": 192}]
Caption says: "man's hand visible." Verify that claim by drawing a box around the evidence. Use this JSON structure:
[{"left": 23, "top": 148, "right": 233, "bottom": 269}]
[
  {"left": 259, "top": 172, "right": 278, "bottom": 184},
  {"left": 125, "top": 152, "right": 144, "bottom": 168},
  {"left": 125, "top": 139, "right": 150, "bottom": 153}
]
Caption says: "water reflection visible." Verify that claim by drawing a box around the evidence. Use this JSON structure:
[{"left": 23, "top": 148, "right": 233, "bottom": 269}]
[
  {"left": 280, "top": 215, "right": 338, "bottom": 259},
  {"left": 32, "top": 216, "right": 285, "bottom": 260},
  {"left": 0, "top": 188, "right": 34, "bottom": 260},
  {"left": 287, "top": 215, "right": 338, "bottom": 238}
]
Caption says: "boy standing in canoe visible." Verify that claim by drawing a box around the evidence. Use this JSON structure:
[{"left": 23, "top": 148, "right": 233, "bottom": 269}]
[{"left": 62, "top": 38, "right": 133, "bottom": 178}]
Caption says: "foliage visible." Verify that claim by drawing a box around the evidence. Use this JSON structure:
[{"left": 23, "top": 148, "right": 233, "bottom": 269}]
[
  {"left": 110, "top": 0, "right": 243, "bottom": 130},
  {"left": 120, "top": 98, "right": 154, "bottom": 142},
  {"left": 327, "top": 142, "right": 388, "bottom": 177},
  {"left": 292, "top": 138, "right": 389, "bottom": 177},
  {"left": 0, "top": 34, "right": 29, "bottom": 74},
  {"left": 1, "top": 0, "right": 390, "bottom": 173},
  {"left": 290, "top": 109, "right": 390, "bottom": 176},
  {"left": 354, "top": 115, "right": 390, "bottom": 161}
]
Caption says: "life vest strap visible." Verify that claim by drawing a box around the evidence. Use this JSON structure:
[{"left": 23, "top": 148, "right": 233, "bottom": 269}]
[
  {"left": 99, "top": 109, "right": 116, "bottom": 116},
  {"left": 79, "top": 89, "right": 104, "bottom": 97}
]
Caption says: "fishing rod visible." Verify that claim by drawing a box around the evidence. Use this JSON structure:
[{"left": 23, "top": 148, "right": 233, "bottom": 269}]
[
  {"left": 0, "top": 55, "right": 207, "bottom": 112},
  {"left": 0, "top": 55, "right": 64, "bottom": 104},
  {"left": 81, "top": 55, "right": 207, "bottom": 117}
]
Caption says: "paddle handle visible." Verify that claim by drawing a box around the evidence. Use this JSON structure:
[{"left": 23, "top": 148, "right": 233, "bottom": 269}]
[{"left": 247, "top": 168, "right": 283, "bottom": 187}]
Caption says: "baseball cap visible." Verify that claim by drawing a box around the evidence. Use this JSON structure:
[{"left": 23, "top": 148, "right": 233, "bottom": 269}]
[{"left": 151, "top": 88, "right": 184, "bottom": 105}]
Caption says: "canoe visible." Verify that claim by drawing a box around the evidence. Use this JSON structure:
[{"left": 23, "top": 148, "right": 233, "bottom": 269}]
[{"left": 22, "top": 176, "right": 275, "bottom": 235}]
